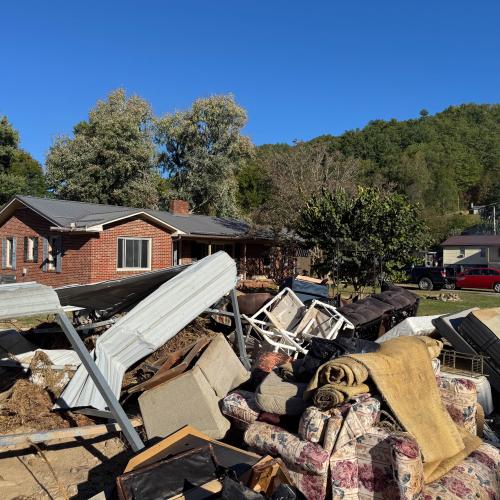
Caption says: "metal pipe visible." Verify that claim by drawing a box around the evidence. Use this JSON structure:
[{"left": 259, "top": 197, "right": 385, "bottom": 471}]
[
  {"left": 56, "top": 312, "right": 145, "bottom": 451},
  {"left": 229, "top": 289, "right": 251, "bottom": 370}
]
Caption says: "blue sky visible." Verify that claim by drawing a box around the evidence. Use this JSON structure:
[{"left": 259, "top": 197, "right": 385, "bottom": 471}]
[{"left": 2, "top": 1, "right": 500, "bottom": 165}]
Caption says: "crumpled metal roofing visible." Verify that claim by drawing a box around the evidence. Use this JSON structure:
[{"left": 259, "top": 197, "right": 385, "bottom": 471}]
[
  {"left": 0, "top": 282, "right": 62, "bottom": 320},
  {"left": 57, "top": 251, "right": 237, "bottom": 410}
]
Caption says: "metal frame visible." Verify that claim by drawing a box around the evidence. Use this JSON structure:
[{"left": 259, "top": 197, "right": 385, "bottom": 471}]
[
  {"left": 56, "top": 312, "right": 145, "bottom": 451},
  {"left": 229, "top": 288, "right": 252, "bottom": 370}
]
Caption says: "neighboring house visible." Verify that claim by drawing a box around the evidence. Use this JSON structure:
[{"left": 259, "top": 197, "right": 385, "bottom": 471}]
[
  {"left": 441, "top": 235, "right": 500, "bottom": 269},
  {"left": 0, "top": 195, "right": 303, "bottom": 287}
]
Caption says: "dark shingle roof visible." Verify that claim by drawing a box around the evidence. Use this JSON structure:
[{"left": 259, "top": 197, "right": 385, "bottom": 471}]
[
  {"left": 13, "top": 195, "right": 250, "bottom": 237},
  {"left": 441, "top": 235, "right": 500, "bottom": 246}
]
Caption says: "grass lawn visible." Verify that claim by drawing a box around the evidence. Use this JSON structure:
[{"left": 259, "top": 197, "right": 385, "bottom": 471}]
[{"left": 415, "top": 290, "right": 500, "bottom": 316}]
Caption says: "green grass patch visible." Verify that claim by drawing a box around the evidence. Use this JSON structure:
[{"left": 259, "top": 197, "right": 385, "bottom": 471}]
[{"left": 416, "top": 290, "right": 500, "bottom": 316}]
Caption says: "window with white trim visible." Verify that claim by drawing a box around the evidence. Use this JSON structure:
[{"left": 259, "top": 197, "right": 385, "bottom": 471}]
[
  {"left": 117, "top": 237, "right": 151, "bottom": 270},
  {"left": 5, "top": 237, "right": 14, "bottom": 268},
  {"left": 24, "top": 236, "right": 38, "bottom": 262}
]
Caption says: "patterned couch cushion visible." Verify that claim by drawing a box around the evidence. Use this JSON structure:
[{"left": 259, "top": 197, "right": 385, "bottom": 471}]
[
  {"left": 437, "top": 376, "right": 478, "bottom": 435},
  {"left": 423, "top": 442, "right": 500, "bottom": 499}
]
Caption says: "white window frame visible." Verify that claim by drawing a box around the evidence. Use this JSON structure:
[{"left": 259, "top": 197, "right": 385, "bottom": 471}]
[
  {"left": 26, "top": 236, "right": 36, "bottom": 262},
  {"left": 5, "top": 237, "right": 14, "bottom": 268},
  {"left": 117, "top": 237, "right": 152, "bottom": 271}
]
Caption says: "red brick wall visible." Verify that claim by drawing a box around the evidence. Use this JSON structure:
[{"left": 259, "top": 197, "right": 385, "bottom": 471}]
[
  {"left": 0, "top": 208, "right": 174, "bottom": 286},
  {"left": 0, "top": 207, "right": 94, "bottom": 286},
  {"left": 169, "top": 199, "right": 190, "bottom": 215},
  {"left": 90, "top": 217, "right": 173, "bottom": 282}
]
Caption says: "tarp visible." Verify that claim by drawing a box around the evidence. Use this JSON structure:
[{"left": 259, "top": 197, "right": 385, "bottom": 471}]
[{"left": 377, "top": 315, "right": 441, "bottom": 343}]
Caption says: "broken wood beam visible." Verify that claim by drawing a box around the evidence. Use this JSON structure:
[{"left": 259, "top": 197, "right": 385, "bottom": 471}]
[{"left": 0, "top": 417, "right": 142, "bottom": 448}]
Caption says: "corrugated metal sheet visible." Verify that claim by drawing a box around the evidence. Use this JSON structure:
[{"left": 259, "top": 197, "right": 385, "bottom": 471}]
[
  {"left": 56, "top": 264, "right": 189, "bottom": 314},
  {"left": 0, "top": 329, "right": 81, "bottom": 370},
  {"left": 0, "top": 282, "right": 62, "bottom": 320},
  {"left": 57, "top": 251, "right": 237, "bottom": 410}
]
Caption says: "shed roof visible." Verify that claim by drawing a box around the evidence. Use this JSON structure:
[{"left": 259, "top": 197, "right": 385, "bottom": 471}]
[{"left": 441, "top": 235, "right": 500, "bottom": 246}]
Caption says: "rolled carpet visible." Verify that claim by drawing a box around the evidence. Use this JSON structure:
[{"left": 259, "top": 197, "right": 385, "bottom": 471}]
[
  {"left": 313, "top": 381, "right": 370, "bottom": 410},
  {"left": 304, "top": 356, "right": 369, "bottom": 400}
]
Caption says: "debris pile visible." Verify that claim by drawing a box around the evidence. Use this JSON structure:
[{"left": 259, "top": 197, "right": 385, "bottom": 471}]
[{"left": 0, "top": 255, "right": 499, "bottom": 499}]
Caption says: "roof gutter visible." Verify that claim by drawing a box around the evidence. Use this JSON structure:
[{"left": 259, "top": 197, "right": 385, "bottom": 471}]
[{"left": 49, "top": 225, "right": 102, "bottom": 233}]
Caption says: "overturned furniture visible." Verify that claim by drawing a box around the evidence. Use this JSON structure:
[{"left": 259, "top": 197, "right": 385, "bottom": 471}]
[
  {"left": 338, "top": 284, "right": 420, "bottom": 340},
  {"left": 243, "top": 287, "right": 354, "bottom": 355},
  {"left": 138, "top": 334, "right": 250, "bottom": 440},
  {"left": 433, "top": 307, "right": 500, "bottom": 394}
]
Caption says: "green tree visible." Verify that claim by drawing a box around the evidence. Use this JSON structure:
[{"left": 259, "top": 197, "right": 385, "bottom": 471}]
[
  {"left": 0, "top": 117, "right": 46, "bottom": 204},
  {"left": 46, "top": 89, "right": 160, "bottom": 208},
  {"left": 155, "top": 94, "right": 253, "bottom": 216},
  {"left": 298, "top": 187, "right": 429, "bottom": 294}
]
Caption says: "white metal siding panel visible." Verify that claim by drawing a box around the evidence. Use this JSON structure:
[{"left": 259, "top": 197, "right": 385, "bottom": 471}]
[
  {"left": 57, "top": 251, "right": 237, "bottom": 410},
  {"left": 0, "top": 282, "right": 62, "bottom": 320}
]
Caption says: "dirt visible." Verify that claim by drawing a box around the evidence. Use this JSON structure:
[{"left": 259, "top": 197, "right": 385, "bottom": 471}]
[
  {"left": 0, "top": 434, "right": 131, "bottom": 499},
  {"left": 0, "top": 377, "right": 94, "bottom": 435}
]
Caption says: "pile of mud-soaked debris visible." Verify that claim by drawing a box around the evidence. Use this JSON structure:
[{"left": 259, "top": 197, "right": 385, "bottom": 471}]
[{"left": 0, "top": 251, "right": 499, "bottom": 499}]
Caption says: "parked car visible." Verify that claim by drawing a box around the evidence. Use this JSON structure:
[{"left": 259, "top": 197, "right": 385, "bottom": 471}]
[
  {"left": 405, "top": 265, "right": 457, "bottom": 291},
  {"left": 455, "top": 267, "right": 500, "bottom": 292}
]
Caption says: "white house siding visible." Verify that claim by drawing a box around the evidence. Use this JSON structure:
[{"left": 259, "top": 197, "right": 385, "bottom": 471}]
[{"left": 443, "top": 247, "right": 488, "bottom": 266}]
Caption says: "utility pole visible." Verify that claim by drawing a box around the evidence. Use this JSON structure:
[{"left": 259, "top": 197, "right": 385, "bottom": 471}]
[{"left": 470, "top": 202, "right": 498, "bottom": 234}]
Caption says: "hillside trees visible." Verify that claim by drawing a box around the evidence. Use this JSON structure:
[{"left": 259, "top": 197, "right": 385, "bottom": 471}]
[
  {"left": 250, "top": 142, "right": 363, "bottom": 230},
  {"left": 0, "top": 117, "right": 45, "bottom": 204},
  {"left": 155, "top": 95, "right": 253, "bottom": 216},
  {"left": 46, "top": 89, "right": 160, "bottom": 208}
]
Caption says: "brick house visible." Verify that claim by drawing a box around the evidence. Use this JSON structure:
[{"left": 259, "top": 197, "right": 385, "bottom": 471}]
[{"left": 0, "top": 195, "right": 304, "bottom": 287}]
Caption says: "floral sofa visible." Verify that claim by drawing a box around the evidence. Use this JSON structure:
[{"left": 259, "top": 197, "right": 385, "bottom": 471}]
[{"left": 224, "top": 377, "right": 500, "bottom": 499}]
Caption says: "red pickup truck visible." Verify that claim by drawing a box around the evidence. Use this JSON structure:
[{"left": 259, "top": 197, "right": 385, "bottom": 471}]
[{"left": 455, "top": 267, "right": 500, "bottom": 292}]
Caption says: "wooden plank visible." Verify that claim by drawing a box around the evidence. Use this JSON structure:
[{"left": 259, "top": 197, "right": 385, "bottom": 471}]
[
  {"left": 169, "top": 479, "right": 222, "bottom": 500},
  {"left": 128, "top": 338, "right": 210, "bottom": 394},
  {"left": 0, "top": 418, "right": 142, "bottom": 448},
  {"left": 125, "top": 425, "right": 259, "bottom": 473}
]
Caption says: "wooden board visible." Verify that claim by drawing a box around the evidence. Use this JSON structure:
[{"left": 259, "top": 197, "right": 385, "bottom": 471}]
[{"left": 125, "top": 425, "right": 260, "bottom": 473}]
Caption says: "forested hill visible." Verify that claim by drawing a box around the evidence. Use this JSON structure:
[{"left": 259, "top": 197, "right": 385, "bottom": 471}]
[{"left": 308, "top": 104, "right": 500, "bottom": 213}]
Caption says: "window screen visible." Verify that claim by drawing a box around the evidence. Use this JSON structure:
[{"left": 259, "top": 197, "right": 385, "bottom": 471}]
[{"left": 117, "top": 238, "right": 150, "bottom": 269}]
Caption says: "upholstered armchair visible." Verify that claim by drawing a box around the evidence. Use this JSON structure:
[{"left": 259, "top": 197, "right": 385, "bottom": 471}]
[{"left": 222, "top": 376, "right": 500, "bottom": 499}]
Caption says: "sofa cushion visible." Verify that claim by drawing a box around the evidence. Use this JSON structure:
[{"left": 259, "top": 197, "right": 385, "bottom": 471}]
[
  {"left": 196, "top": 334, "right": 250, "bottom": 398},
  {"left": 255, "top": 370, "right": 308, "bottom": 415},
  {"left": 423, "top": 442, "right": 500, "bottom": 499}
]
